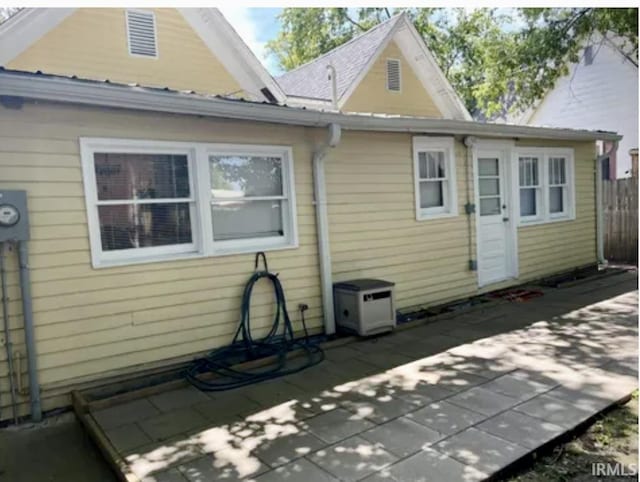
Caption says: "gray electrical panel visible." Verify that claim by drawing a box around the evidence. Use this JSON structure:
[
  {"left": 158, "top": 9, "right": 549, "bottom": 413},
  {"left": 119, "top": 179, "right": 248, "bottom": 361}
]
[{"left": 0, "top": 190, "right": 30, "bottom": 242}]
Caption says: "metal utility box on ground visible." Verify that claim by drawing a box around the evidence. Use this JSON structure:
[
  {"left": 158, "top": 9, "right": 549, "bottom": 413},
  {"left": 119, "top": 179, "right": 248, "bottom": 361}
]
[{"left": 333, "top": 279, "right": 396, "bottom": 336}]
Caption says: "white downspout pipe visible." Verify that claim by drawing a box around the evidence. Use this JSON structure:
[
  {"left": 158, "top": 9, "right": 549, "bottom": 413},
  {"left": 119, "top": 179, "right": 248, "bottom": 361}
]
[
  {"left": 596, "top": 140, "right": 618, "bottom": 266},
  {"left": 313, "top": 123, "right": 341, "bottom": 335}
]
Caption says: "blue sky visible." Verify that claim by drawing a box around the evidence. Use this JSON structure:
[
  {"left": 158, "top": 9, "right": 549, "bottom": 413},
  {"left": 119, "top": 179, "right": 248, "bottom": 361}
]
[{"left": 219, "top": 8, "right": 283, "bottom": 75}]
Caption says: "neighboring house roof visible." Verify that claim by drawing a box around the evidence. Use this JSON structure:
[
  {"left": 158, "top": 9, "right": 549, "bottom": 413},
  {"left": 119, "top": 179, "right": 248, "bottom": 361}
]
[
  {"left": 0, "top": 7, "right": 287, "bottom": 103},
  {"left": 276, "top": 13, "right": 471, "bottom": 120},
  {"left": 0, "top": 67, "right": 620, "bottom": 142}
]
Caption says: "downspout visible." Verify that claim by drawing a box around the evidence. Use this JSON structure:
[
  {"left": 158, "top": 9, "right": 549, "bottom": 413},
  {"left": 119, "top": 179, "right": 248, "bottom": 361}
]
[
  {"left": 595, "top": 140, "right": 618, "bottom": 266},
  {"left": 313, "top": 123, "right": 341, "bottom": 335},
  {"left": 18, "top": 241, "right": 41, "bottom": 422}
]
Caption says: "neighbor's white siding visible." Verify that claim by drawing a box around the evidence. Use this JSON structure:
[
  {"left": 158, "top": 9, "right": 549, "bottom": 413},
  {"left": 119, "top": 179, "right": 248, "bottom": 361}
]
[{"left": 528, "top": 40, "right": 638, "bottom": 177}]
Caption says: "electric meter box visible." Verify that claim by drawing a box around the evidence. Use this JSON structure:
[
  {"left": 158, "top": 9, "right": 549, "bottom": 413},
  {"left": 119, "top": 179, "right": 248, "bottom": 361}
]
[
  {"left": 0, "top": 190, "right": 30, "bottom": 242},
  {"left": 333, "top": 279, "right": 396, "bottom": 336}
]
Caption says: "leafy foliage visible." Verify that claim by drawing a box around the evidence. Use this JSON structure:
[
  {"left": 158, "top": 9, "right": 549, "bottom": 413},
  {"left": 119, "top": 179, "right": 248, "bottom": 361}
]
[{"left": 267, "top": 8, "right": 638, "bottom": 118}]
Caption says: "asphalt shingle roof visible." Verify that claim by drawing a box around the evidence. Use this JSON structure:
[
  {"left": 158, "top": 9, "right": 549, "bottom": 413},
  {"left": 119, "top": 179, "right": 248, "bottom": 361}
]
[{"left": 276, "top": 14, "right": 403, "bottom": 101}]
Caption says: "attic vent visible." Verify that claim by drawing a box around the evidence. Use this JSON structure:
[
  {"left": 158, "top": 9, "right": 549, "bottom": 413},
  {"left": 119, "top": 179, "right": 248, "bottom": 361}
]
[
  {"left": 386, "top": 59, "right": 401, "bottom": 92},
  {"left": 126, "top": 10, "right": 157, "bottom": 58}
]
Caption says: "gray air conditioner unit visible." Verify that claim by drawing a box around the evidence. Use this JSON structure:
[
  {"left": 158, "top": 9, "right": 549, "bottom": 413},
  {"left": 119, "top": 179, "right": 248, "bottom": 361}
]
[{"left": 333, "top": 279, "right": 396, "bottom": 336}]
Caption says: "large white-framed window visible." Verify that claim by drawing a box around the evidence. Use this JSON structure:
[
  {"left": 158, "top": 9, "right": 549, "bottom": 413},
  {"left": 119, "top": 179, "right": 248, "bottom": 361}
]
[
  {"left": 412, "top": 137, "right": 458, "bottom": 220},
  {"left": 515, "top": 148, "right": 575, "bottom": 225},
  {"left": 80, "top": 138, "right": 298, "bottom": 267}
]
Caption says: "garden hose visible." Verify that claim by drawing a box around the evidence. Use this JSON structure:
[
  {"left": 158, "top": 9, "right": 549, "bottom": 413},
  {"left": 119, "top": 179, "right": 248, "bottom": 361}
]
[{"left": 185, "top": 252, "right": 324, "bottom": 391}]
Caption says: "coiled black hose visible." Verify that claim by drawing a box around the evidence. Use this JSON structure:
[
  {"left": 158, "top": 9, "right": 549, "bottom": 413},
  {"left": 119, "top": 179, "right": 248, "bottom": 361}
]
[{"left": 185, "top": 252, "right": 324, "bottom": 391}]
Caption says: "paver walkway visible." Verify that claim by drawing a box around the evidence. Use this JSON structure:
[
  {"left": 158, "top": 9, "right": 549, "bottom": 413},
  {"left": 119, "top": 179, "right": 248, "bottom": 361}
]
[{"left": 87, "top": 272, "right": 638, "bottom": 482}]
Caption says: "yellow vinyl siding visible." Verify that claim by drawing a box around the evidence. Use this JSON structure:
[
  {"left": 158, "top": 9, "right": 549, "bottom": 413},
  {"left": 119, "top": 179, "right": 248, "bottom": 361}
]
[
  {"left": 7, "top": 8, "right": 244, "bottom": 96},
  {"left": 0, "top": 102, "right": 320, "bottom": 419},
  {"left": 516, "top": 139, "right": 597, "bottom": 280},
  {"left": 325, "top": 131, "right": 477, "bottom": 310},
  {"left": 341, "top": 41, "right": 443, "bottom": 117}
]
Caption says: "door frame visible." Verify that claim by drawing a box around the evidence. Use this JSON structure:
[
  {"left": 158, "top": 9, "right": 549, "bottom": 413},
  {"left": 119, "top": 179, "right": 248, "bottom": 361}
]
[{"left": 472, "top": 139, "right": 518, "bottom": 288}]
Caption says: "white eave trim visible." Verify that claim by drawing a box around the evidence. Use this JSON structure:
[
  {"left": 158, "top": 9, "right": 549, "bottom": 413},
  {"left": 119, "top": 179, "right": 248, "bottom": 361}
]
[
  {"left": 179, "top": 8, "right": 286, "bottom": 103},
  {"left": 0, "top": 8, "right": 75, "bottom": 65},
  {"left": 0, "top": 72, "right": 622, "bottom": 142}
]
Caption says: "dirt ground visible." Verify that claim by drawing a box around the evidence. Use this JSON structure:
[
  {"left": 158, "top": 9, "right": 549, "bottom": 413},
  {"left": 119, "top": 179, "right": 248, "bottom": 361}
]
[{"left": 507, "top": 392, "right": 639, "bottom": 482}]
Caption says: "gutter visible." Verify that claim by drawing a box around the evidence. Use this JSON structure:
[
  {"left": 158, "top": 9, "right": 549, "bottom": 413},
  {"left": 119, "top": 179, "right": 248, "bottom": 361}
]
[
  {"left": 595, "top": 141, "right": 618, "bottom": 265},
  {"left": 0, "top": 71, "right": 623, "bottom": 142},
  {"left": 312, "top": 123, "right": 341, "bottom": 335}
]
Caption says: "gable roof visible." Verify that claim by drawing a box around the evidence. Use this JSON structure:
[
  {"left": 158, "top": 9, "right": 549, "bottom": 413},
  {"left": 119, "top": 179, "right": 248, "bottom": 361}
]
[
  {"left": 0, "top": 7, "right": 286, "bottom": 103},
  {"left": 276, "top": 13, "right": 471, "bottom": 120},
  {"left": 277, "top": 14, "right": 403, "bottom": 101}
]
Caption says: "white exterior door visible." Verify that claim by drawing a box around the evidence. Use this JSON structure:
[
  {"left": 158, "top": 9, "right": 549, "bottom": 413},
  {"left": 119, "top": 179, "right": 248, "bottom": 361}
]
[{"left": 475, "top": 146, "right": 517, "bottom": 287}]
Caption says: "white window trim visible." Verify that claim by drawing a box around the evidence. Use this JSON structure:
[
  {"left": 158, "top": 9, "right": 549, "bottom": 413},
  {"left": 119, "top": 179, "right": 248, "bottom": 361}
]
[
  {"left": 204, "top": 144, "right": 298, "bottom": 257},
  {"left": 125, "top": 9, "right": 159, "bottom": 59},
  {"left": 80, "top": 138, "right": 298, "bottom": 268},
  {"left": 412, "top": 136, "right": 458, "bottom": 221},
  {"left": 386, "top": 58, "right": 402, "bottom": 93},
  {"left": 514, "top": 147, "right": 575, "bottom": 227}
]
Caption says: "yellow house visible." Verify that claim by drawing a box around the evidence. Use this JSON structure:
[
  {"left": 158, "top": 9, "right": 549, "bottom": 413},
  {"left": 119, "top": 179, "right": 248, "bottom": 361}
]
[{"left": 0, "top": 9, "right": 620, "bottom": 423}]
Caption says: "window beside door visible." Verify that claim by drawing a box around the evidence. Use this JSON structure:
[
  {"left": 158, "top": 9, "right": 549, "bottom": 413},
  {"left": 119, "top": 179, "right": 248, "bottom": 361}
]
[{"left": 516, "top": 148, "right": 575, "bottom": 225}]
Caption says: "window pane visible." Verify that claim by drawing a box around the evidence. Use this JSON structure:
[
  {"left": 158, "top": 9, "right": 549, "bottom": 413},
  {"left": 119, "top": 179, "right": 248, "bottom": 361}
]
[
  {"left": 479, "top": 179, "right": 500, "bottom": 196},
  {"left": 418, "top": 151, "right": 445, "bottom": 179},
  {"left": 549, "top": 157, "right": 566, "bottom": 185},
  {"left": 210, "top": 155, "right": 283, "bottom": 198},
  {"left": 550, "top": 186, "right": 564, "bottom": 213},
  {"left": 98, "top": 203, "right": 192, "bottom": 251},
  {"left": 480, "top": 197, "right": 500, "bottom": 216},
  {"left": 212, "top": 200, "right": 284, "bottom": 241},
  {"left": 95, "top": 153, "right": 190, "bottom": 201},
  {"left": 519, "top": 157, "right": 538, "bottom": 187},
  {"left": 520, "top": 188, "right": 537, "bottom": 216},
  {"left": 479, "top": 158, "right": 498, "bottom": 176},
  {"left": 420, "top": 181, "right": 444, "bottom": 208}
]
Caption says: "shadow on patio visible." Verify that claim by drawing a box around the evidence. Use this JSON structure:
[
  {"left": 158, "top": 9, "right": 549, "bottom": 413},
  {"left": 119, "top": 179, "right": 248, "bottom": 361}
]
[{"left": 88, "top": 271, "right": 638, "bottom": 482}]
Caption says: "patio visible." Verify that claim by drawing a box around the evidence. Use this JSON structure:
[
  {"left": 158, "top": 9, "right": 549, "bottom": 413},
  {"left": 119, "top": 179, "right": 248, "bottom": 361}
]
[{"left": 79, "top": 270, "right": 638, "bottom": 482}]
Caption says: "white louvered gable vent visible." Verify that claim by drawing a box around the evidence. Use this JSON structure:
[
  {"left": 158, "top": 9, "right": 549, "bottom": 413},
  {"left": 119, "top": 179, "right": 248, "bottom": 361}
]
[
  {"left": 386, "top": 59, "right": 401, "bottom": 92},
  {"left": 126, "top": 10, "right": 157, "bottom": 58}
]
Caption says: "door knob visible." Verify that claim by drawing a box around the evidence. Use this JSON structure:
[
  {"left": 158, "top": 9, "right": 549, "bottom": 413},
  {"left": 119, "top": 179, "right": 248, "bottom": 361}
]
[{"left": 503, "top": 217, "right": 509, "bottom": 222}]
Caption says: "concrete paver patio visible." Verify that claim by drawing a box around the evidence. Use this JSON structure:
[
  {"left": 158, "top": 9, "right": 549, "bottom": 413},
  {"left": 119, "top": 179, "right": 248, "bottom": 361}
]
[{"left": 84, "top": 271, "right": 638, "bottom": 482}]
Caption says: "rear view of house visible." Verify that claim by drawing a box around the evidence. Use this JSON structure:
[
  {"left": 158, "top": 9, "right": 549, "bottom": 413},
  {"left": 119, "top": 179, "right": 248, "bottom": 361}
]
[{"left": 0, "top": 8, "right": 620, "bottom": 424}]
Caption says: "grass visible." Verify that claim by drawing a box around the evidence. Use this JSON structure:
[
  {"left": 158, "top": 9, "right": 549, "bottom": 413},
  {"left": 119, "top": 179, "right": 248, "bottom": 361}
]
[{"left": 507, "top": 391, "right": 638, "bottom": 482}]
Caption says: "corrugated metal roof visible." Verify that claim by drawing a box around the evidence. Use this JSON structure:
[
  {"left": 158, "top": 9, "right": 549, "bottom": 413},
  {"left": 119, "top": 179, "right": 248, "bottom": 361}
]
[{"left": 276, "top": 14, "right": 402, "bottom": 101}]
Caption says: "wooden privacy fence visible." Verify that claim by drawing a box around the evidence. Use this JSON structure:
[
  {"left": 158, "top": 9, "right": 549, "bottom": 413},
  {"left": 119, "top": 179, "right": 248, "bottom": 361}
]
[{"left": 603, "top": 177, "right": 638, "bottom": 264}]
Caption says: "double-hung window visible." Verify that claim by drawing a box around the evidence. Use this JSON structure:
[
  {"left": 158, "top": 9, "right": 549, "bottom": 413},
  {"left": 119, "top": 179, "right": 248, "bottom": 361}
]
[
  {"left": 548, "top": 156, "right": 568, "bottom": 217},
  {"left": 413, "top": 137, "right": 458, "bottom": 220},
  {"left": 208, "top": 147, "right": 297, "bottom": 254},
  {"left": 516, "top": 148, "right": 574, "bottom": 225},
  {"left": 81, "top": 139, "right": 298, "bottom": 267},
  {"left": 518, "top": 155, "right": 541, "bottom": 221}
]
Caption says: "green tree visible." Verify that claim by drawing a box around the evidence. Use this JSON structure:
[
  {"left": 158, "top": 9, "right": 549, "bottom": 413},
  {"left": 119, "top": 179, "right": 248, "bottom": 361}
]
[{"left": 267, "top": 8, "right": 638, "bottom": 117}]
